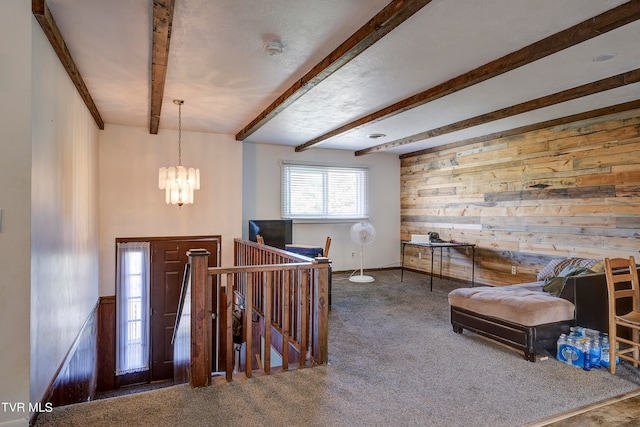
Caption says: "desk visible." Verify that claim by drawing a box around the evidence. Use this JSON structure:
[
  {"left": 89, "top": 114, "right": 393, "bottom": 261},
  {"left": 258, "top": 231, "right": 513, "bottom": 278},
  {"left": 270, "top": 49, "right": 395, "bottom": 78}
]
[{"left": 401, "top": 241, "right": 476, "bottom": 291}]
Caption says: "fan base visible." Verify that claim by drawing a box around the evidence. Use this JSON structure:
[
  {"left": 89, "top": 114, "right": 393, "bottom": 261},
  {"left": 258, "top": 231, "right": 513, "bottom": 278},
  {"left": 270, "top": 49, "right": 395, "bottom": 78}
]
[{"left": 349, "top": 275, "right": 375, "bottom": 283}]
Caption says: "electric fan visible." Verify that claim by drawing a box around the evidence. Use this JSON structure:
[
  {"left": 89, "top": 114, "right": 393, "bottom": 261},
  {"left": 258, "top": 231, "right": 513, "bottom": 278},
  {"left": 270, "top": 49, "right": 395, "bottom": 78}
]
[{"left": 349, "top": 221, "right": 376, "bottom": 283}]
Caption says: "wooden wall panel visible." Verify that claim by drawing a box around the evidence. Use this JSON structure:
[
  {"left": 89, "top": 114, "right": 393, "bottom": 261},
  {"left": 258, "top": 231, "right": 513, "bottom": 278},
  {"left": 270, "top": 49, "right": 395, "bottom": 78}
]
[
  {"left": 44, "top": 302, "right": 98, "bottom": 407},
  {"left": 400, "top": 109, "right": 640, "bottom": 286},
  {"left": 97, "top": 296, "right": 115, "bottom": 392}
]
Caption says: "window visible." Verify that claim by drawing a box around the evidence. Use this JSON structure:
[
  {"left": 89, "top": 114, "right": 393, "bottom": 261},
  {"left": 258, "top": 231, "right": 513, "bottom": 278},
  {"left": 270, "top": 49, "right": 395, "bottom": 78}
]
[
  {"left": 116, "top": 242, "right": 150, "bottom": 375},
  {"left": 281, "top": 162, "right": 368, "bottom": 219}
]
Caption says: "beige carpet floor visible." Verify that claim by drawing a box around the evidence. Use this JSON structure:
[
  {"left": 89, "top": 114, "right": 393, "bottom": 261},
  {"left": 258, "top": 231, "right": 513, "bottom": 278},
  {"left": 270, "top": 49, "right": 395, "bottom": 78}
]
[{"left": 35, "top": 269, "right": 640, "bottom": 426}]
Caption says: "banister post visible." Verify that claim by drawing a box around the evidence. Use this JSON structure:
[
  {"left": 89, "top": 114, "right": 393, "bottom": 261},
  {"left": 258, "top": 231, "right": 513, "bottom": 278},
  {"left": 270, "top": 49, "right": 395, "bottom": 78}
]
[
  {"left": 188, "top": 248, "right": 211, "bottom": 387},
  {"left": 313, "top": 257, "right": 330, "bottom": 364}
]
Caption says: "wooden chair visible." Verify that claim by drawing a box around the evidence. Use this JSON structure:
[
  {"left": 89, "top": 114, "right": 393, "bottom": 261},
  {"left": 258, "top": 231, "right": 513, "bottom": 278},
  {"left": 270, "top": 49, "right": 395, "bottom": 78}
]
[
  {"left": 324, "top": 236, "right": 331, "bottom": 257},
  {"left": 604, "top": 256, "right": 640, "bottom": 374},
  {"left": 256, "top": 235, "right": 264, "bottom": 244}
]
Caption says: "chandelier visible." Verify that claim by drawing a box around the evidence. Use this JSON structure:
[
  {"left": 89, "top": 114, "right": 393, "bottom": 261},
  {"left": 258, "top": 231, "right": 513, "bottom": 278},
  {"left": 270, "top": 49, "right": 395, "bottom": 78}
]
[{"left": 158, "top": 100, "right": 200, "bottom": 206}]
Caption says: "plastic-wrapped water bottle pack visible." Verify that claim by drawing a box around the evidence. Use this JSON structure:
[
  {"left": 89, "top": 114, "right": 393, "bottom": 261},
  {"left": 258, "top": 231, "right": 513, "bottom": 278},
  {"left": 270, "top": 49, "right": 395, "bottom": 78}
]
[{"left": 556, "top": 326, "right": 618, "bottom": 371}]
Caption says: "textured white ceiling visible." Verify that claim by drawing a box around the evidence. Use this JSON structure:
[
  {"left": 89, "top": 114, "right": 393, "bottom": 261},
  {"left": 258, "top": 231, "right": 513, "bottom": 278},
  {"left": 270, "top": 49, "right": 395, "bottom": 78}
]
[{"left": 45, "top": 0, "right": 639, "bottom": 156}]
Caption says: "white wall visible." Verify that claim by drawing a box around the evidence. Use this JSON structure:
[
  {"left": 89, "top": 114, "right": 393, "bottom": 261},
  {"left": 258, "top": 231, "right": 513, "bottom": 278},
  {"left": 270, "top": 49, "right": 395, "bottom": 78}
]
[
  {"left": 0, "top": 2, "right": 32, "bottom": 425},
  {"left": 0, "top": 4, "right": 101, "bottom": 424},
  {"left": 99, "top": 125, "right": 243, "bottom": 296},
  {"left": 29, "top": 15, "right": 100, "bottom": 409},
  {"left": 242, "top": 143, "right": 401, "bottom": 272}
]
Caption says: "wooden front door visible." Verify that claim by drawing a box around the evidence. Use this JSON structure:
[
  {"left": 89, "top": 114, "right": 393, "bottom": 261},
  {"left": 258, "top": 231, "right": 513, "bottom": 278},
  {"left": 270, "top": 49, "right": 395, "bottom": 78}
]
[{"left": 150, "top": 237, "right": 220, "bottom": 381}]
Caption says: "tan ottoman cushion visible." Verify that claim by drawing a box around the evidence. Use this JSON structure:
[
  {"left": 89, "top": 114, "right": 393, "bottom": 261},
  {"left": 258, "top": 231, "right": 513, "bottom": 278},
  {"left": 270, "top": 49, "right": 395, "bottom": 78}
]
[{"left": 448, "top": 282, "right": 575, "bottom": 327}]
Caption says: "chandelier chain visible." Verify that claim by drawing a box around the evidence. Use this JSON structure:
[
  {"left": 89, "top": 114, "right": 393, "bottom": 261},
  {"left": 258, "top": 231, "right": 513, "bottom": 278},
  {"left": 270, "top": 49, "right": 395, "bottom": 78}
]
[{"left": 178, "top": 101, "right": 182, "bottom": 166}]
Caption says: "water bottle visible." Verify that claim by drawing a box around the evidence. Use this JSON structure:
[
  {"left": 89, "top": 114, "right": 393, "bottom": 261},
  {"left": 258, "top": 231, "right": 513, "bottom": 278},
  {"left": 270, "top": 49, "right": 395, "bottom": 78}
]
[
  {"left": 558, "top": 335, "right": 574, "bottom": 365},
  {"left": 570, "top": 338, "right": 584, "bottom": 368},
  {"left": 563, "top": 337, "right": 579, "bottom": 366},
  {"left": 570, "top": 326, "right": 583, "bottom": 336},
  {"left": 583, "top": 341, "right": 591, "bottom": 371},
  {"left": 590, "top": 338, "right": 601, "bottom": 369},
  {"left": 601, "top": 335, "right": 610, "bottom": 368},
  {"left": 584, "top": 328, "right": 600, "bottom": 339},
  {"left": 556, "top": 334, "right": 566, "bottom": 361},
  {"left": 570, "top": 326, "right": 601, "bottom": 341},
  {"left": 601, "top": 334, "right": 620, "bottom": 367}
]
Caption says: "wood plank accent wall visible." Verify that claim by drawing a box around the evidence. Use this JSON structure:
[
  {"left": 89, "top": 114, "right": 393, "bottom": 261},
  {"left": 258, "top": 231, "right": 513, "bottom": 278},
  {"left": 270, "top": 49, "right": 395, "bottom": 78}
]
[{"left": 400, "top": 109, "right": 640, "bottom": 286}]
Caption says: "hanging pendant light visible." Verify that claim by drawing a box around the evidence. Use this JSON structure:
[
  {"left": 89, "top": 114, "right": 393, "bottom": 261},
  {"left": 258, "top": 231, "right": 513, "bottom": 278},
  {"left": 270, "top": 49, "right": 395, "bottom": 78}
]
[{"left": 158, "top": 100, "right": 200, "bottom": 206}]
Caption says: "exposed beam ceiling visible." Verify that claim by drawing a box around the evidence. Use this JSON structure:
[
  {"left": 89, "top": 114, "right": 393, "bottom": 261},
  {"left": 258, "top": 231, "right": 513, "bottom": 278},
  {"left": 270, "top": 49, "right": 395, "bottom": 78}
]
[
  {"left": 296, "top": 1, "right": 640, "bottom": 153},
  {"left": 149, "top": 0, "right": 175, "bottom": 135},
  {"left": 41, "top": 0, "right": 640, "bottom": 157},
  {"left": 398, "top": 99, "right": 640, "bottom": 159},
  {"left": 358, "top": 68, "right": 640, "bottom": 155},
  {"left": 235, "top": 0, "right": 434, "bottom": 142}
]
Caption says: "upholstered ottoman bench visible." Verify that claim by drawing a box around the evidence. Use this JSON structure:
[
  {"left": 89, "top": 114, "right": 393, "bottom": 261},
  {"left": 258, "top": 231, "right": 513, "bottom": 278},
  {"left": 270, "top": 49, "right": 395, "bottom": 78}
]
[
  {"left": 448, "top": 257, "right": 602, "bottom": 362},
  {"left": 448, "top": 283, "right": 574, "bottom": 361}
]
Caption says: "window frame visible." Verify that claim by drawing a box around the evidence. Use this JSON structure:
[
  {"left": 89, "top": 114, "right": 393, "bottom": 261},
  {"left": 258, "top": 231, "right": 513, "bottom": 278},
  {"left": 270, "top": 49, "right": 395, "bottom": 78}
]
[{"left": 281, "top": 161, "right": 369, "bottom": 220}]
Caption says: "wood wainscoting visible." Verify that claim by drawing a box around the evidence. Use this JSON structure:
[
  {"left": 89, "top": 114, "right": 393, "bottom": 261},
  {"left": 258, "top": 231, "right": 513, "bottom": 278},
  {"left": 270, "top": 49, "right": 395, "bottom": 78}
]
[
  {"left": 97, "top": 296, "right": 116, "bottom": 391},
  {"left": 40, "top": 302, "right": 99, "bottom": 409},
  {"left": 33, "top": 298, "right": 113, "bottom": 425}
]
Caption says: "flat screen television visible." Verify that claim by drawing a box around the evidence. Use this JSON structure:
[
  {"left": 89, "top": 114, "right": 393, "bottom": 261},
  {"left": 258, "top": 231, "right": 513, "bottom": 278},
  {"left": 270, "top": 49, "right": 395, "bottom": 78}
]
[{"left": 248, "top": 220, "right": 292, "bottom": 249}]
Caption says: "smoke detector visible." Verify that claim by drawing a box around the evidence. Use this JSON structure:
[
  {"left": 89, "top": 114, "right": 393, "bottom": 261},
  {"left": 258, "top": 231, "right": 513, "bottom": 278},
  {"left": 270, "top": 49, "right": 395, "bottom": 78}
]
[{"left": 264, "top": 41, "right": 284, "bottom": 56}]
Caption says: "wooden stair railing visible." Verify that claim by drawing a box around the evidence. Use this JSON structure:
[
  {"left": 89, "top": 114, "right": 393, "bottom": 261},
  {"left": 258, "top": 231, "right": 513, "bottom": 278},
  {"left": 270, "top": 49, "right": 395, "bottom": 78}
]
[
  {"left": 171, "top": 263, "right": 193, "bottom": 384},
  {"left": 185, "top": 239, "right": 329, "bottom": 387}
]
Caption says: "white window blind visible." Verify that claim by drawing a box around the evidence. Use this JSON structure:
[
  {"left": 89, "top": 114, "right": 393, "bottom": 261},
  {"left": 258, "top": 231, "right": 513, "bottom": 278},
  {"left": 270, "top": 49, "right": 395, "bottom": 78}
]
[
  {"left": 281, "top": 162, "right": 369, "bottom": 219},
  {"left": 116, "top": 242, "right": 150, "bottom": 375}
]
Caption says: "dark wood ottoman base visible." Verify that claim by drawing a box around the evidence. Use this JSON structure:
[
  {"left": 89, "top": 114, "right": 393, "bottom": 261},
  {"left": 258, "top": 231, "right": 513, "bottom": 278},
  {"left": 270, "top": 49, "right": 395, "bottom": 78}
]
[{"left": 450, "top": 306, "right": 573, "bottom": 362}]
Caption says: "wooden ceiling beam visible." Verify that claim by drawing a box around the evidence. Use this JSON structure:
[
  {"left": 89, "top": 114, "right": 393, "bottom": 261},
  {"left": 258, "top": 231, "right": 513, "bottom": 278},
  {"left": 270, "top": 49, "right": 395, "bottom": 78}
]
[
  {"left": 356, "top": 68, "right": 640, "bottom": 156},
  {"left": 149, "top": 0, "right": 176, "bottom": 135},
  {"left": 296, "top": 1, "right": 640, "bottom": 152},
  {"left": 399, "top": 100, "right": 640, "bottom": 160},
  {"left": 33, "top": 0, "right": 104, "bottom": 129},
  {"left": 235, "top": 0, "right": 434, "bottom": 142}
]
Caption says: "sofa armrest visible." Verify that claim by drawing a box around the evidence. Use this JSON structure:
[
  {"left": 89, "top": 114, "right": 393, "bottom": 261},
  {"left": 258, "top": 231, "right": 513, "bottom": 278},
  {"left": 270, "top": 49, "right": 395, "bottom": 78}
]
[
  {"left": 557, "top": 271, "right": 605, "bottom": 304},
  {"left": 559, "top": 267, "right": 640, "bottom": 333}
]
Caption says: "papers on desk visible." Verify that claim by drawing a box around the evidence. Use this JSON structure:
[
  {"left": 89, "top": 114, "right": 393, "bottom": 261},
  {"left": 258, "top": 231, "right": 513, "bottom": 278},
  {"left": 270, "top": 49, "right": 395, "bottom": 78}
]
[{"left": 410, "top": 234, "right": 430, "bottom": 243}]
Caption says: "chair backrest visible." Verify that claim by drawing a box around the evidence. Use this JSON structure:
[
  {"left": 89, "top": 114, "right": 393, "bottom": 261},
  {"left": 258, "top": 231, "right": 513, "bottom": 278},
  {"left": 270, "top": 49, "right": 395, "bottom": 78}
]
[
  {"left": 604, "top": 256, "right": 640, "bottom": 316},
  {"left": 324, "top": 236, "right": 331, "bottom": 257}
]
